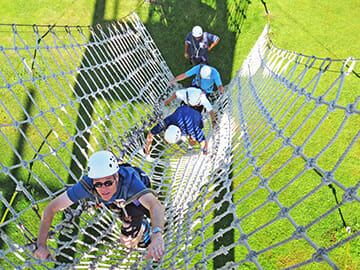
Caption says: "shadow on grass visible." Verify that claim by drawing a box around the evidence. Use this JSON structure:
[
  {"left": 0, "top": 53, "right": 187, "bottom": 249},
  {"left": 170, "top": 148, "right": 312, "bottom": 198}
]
[
  {"left": 144, "top": 0, "right": 250, "bottom": 85},
  {"left": 58, "top": 0, "right": 109, "bottom": 263},
  {"left": 143, "top": 0, "right": 250, "bottom": 267},
  {"left": 0, "top": 0, "right": 251, "bottom": 266}
]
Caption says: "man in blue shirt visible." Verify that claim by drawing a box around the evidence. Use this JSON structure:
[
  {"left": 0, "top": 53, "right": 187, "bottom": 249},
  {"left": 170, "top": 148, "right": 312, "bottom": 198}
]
[
  {"left": 184, "top": 25, "right": 220, "bottom": 65},
  {"left": 169, "top": 64, "right": 224, "bottom": 96},
  {"left": 145, "top": 106, "right": 208, "bottom": 155},
  {"left": 35, "top": 151, "right": 165, "bottom": 261}
]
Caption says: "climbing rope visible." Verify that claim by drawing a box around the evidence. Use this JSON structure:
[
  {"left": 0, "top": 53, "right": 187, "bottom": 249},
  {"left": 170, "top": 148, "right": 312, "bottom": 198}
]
[{"left": 0, "top": 10, "right": 359, "bottom": 270}]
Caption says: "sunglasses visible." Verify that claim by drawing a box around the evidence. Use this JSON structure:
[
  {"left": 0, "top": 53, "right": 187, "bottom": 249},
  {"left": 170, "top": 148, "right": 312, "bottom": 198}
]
[{"left": 93, "top": 180, "right": 114, "bottom": 188}]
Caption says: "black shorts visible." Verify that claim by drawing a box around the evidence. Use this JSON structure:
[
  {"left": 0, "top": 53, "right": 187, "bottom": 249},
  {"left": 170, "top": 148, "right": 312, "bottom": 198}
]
[
  {"left": 190, "top": 55, "right": 208, "bottom": 66},
  {"left": 106, "top": 202, "right": 150, "bottom": 238},
  {"left": 180, "top": 101, "right": 205, "bottom": 114}
]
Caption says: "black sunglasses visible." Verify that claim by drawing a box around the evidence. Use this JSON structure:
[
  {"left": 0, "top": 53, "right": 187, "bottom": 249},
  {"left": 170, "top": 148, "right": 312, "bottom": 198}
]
[{"left": 93, "top": 180, "right": 114, "bottom": 188}]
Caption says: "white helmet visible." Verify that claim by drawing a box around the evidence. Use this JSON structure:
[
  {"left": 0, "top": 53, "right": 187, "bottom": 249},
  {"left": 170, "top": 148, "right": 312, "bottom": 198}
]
[
  {"left": 187, "top": 88, "right": 202, "bottom": 106},
  {"left": 200, "top": 65, "right": 212, "bottom": 79},
  {"left": 164, "top": 125, "right": 181, "bottom": 144},
  {"left": 87, "top": 151, "right": 119, "bottom": 179},
  {"left": 192, "top": 25, "right": 203, "bottom": 38}
]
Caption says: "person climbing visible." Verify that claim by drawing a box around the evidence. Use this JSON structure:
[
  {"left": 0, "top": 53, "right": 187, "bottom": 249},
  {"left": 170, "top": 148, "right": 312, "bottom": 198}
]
[
  {"left": 184, "top": 25, "right": 220, "bottom": 65},
  {"left": 35, "top": 151, "right": 165, "bottom": 261},
  {"left": 169, "top": 64, "right": 224, "bottom": 97},
  {"left": 145, "top": 106, "right": 208, "bottom": 154},
  {"left": 163, "top": 87, "right": 218, "bottom": 128}
]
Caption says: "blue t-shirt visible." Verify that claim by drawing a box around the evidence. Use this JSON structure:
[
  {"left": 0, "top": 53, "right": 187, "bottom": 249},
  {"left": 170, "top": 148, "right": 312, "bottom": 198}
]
[
  {"left": 67, "top": 166, "right": 147, "bottom": 206},
  {"left": 185, "top": 65, "right": 222, "bottom": 94},
  {"left": 185, "top": 32, "right": 219, "bottom": 59},
  {"left": 151, "top": 106, "right": 205, "bottom": 142}
]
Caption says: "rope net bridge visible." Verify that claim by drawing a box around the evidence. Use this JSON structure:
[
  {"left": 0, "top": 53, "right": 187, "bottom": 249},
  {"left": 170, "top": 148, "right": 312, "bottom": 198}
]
[{"left": 0, "top": 12, "right": 359, "bottom": 270}]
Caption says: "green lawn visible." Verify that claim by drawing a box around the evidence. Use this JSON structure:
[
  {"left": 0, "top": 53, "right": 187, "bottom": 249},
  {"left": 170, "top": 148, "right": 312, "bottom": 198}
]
[
  {"left": 0, "top": 0, "right": 359, "bottom": 269},
  {"left": 1, "top": 0, "right": 358, "bottom": 74}
]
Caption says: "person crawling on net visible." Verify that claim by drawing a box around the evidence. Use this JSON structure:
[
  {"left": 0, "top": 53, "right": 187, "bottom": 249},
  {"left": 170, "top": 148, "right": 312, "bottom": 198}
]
[
  {"left": 145, "top": 105, "right": 209, "bottom": 154},
  {"left": 35, "top": 150, "right": 165, "bottom": 261}
]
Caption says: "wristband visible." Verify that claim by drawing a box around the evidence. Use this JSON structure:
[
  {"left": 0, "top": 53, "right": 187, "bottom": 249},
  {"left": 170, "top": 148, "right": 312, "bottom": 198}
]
[{"left": 202, "top": 149, "right": 207, "bottom": 153}]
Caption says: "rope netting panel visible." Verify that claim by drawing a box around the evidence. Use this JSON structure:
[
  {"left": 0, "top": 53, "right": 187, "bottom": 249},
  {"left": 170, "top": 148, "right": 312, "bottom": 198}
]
[{"left": 0, "top": 12, "right": 359, "bottom": 269}]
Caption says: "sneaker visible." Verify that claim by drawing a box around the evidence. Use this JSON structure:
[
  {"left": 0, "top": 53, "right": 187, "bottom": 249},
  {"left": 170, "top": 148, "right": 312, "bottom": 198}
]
[{"left": 137, "top": 219, "right": 151, "bottom": 248}]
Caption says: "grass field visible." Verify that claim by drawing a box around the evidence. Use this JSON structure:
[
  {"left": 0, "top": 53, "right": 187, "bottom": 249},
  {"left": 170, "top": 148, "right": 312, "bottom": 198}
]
[
  {"left": 0, "top": 0, "right": 359, "bottom": 269},
  {"left": 1, "top": 0, "right": 359, "bottom": 75}
]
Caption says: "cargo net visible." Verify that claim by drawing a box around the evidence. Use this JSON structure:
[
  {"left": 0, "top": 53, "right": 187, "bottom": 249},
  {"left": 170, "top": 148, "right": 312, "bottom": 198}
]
[{"left": 0, "top": 12, "right": 359, "bottom": 270}]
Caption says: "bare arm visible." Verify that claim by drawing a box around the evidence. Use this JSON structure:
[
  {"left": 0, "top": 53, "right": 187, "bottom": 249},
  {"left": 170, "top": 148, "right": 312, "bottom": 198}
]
[
  {"left": 139, "top": 193, "right": 165, "bottom": 261},
  {"left": 169, "top": 73, "right": 188, "bottom": 85},
  {"left": 35, "top": 192, "right": 74, "bottom": 260},
  {"left": 163, "top": 93, "right": 176, "bottom": 106},
  {"left": 199, "top": 140, "right": 208, "bottom": 155},
  {"left": 209, "top": 110, "right": 217, "bottom": 127},
  {"left": 145, "top": 131, "right": 154, "bottom": 155},
  {"left": 218, "top": 85, "right": 224, "bottom": 95},
  {"left": 208, "top": 37, "right": 220, "bottom": 51},
  {"left": 184, "top": 42, "right": 190, "bottom": 59}
]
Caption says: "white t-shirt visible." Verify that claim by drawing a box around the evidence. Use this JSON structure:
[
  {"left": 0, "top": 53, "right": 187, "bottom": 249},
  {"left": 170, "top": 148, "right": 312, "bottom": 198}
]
[{"left": 175, "top": 88, "right": 213, "bottom": 112}]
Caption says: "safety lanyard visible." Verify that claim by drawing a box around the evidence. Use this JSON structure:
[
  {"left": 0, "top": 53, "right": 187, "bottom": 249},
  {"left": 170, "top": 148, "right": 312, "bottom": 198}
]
[
  {"left": 191, "top": 33, "right": 205, "bottom": 57},
  {"left": 196, "top": 64, "right": 203, "bottom": 88}
]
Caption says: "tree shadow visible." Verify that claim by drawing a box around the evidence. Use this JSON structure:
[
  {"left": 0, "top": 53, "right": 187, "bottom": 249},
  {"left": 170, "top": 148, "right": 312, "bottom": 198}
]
[
  {"left": 0, "top": 0, "right": 251, "bottom": 267},
  {"left": 144, "top": 0, "right": 250, "bottom": 85},
  {"left": 143, "top": 0, "right": 251, "bottom": 267},
  {"left": 58, "top": 0, "right": 110, "bottom": 262}
]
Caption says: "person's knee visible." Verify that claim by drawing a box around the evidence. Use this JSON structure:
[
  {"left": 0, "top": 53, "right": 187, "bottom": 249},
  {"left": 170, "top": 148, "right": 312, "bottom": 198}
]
[
  {"left": 120, "top": 222, "right": 144, "bottom": 248},
  {"left": 120, "top": 222, "right": 141, "bottom": 238},
  {"left": 120, "top": 233, "right": 136, "bottom": 248}
]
